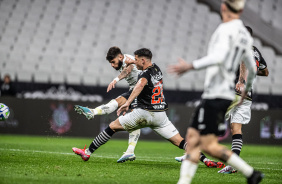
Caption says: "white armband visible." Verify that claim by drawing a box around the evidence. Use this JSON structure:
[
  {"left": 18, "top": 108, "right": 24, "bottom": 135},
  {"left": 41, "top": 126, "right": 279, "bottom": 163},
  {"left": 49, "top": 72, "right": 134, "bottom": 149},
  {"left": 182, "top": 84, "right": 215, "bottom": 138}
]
[{"left": 114, "top": 77, "right": 120, "bottom": 82}]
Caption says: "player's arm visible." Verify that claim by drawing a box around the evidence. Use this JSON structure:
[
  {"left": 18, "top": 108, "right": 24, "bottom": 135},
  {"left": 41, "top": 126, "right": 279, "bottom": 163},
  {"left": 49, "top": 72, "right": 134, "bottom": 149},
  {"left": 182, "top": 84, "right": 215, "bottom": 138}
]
[
  {"left": 107, "top": 65, "right": 134, "bottom": 92},
  {"left": 238, "top": 49, "right": 257, "bottom": 105},
  {"left": 235, "top": 62, "right": 247, "bottom": 93},
  {"left": 117, "top": 78, "right": 147, "bottom": 116}
]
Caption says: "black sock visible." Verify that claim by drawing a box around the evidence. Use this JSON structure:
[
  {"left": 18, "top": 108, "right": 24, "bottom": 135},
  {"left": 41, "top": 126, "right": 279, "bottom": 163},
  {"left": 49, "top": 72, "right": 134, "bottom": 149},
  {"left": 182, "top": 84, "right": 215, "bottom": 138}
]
[
  {"left": 200, "top": 152, "right": 207, "bottom": 163},
  {"left": 89, "top": 126, "right": 115, "bottom": 153},
  {"left": 178, "top": 139, "right": 187, "bottom": 150},
  {"left": 231, "top": 134, "right": 243, "bottom": 156}
]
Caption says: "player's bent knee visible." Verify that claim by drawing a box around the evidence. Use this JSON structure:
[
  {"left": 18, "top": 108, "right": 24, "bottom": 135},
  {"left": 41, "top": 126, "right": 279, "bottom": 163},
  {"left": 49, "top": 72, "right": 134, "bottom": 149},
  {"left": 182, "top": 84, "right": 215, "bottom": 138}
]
[{"left": 109, "top": 119, "right": 125, "bottom": 132}]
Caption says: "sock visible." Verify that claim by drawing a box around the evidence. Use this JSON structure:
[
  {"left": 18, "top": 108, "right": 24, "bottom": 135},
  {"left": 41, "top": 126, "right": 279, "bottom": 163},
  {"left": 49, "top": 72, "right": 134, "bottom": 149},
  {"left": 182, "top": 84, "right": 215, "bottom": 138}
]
[
  {"left": 178, "top": 160, "right": 198, "bottom": 184},
  {"left": 231, "top": 134, "right": 243, "bottom": 156},
  {"left": 227, "top": 153, "right": 254, "bottom": 177},
  {"left": 178, "top": 139, "right": 187, "bottom": 150},
  {"left": 126, "top": 129, "right": 140, "bottom": 153},
  {"left": 93, "top": 100, "right": 118, "bottom": 115},
  {"left": 199, "top": 152, "right": 209, "bottom": 163},
  {"left": 88, "top": 126, "right": 115, "bottom": 153}
]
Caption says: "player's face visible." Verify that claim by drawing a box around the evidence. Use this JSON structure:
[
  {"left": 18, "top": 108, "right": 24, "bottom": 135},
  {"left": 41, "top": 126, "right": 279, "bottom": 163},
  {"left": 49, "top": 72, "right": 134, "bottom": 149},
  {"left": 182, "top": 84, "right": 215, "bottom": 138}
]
[
  {"left": 110, "top": 54, "right": 123, "bottom": 70},
  {"left": 135, "top": 55, "right": 144, "bottom": 70}
]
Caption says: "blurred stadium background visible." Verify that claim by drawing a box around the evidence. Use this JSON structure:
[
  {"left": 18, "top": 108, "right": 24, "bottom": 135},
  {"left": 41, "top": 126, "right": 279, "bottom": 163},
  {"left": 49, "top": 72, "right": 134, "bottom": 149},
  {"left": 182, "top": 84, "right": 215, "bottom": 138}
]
[{"left": 0, "top": 0, "right": 282, "bottom": 144}]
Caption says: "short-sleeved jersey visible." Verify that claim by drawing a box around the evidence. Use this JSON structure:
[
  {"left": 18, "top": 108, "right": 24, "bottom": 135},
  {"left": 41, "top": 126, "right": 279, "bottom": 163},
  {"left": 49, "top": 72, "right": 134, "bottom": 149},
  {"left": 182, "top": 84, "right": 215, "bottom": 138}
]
[
  {"left": 235, "top": 46, "right": 268, "bottom": 100},
  {"left": 135, "top": 63, "right": 168, "bottom": 112},
  {"left": 118, "top": 54, "right": 141, "bottom": 90},
  {"left": 192, "top": 19, "right": 256, "bottom": 101}
]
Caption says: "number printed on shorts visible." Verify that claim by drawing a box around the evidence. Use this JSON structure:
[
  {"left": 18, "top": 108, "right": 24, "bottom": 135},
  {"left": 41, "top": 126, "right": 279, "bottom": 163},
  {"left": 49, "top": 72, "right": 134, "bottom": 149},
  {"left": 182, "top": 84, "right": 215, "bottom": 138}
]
[
  {"left": 198, "top": 108, "right": 205, "bottom": 123},
  {"left": 151, "top": 86, "right": 164, "bottom": 104}
]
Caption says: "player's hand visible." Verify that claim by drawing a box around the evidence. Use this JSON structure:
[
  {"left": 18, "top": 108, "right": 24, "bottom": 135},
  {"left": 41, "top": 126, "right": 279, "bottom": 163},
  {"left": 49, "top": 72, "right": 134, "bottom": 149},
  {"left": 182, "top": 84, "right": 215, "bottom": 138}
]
[
  {"left": 237, "top": 88, "right": 247, "bottom": 106},
  {"left": 235, "top": 82, "right": 245, "bottom": 93},
  {"left": 125, "top": 56, "right": 136, "bottom": 66},
  {"left": 117, "top": 102, "right": 130, "bottom": 116},
  {"left": 107, "top": 80, "right": 117, "bottom": 92},
  {"left": 167, "top": 58, "right": 194, "bottom": 76}
]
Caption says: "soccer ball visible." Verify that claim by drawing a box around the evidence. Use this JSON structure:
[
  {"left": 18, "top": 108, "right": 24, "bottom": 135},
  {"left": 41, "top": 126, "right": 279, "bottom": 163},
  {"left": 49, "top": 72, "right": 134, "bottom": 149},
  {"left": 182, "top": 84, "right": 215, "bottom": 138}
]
[{"left": 0, "top": 103, "right": 10, "bottom": 121}]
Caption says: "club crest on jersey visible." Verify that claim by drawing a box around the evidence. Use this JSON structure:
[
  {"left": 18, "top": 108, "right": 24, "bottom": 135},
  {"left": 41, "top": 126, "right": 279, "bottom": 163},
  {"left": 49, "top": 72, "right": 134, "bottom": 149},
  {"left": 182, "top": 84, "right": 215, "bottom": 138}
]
[{"left": 150, "top": 71, "right": 162, "bottom": 81}]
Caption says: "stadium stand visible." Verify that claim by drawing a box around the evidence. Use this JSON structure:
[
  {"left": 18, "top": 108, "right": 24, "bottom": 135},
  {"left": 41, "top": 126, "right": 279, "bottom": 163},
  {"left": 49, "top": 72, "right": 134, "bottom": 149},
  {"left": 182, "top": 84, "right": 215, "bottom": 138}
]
[{"left": 0, "top": 0, "right": 281, "bottom": 95}]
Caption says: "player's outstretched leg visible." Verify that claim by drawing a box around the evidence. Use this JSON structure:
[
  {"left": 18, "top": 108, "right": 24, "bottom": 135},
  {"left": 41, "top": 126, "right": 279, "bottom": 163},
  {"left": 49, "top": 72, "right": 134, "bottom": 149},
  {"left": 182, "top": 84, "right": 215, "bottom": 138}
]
[
  {"left": 117, "top": 129, "right": 140, "bottom": 163},
  {"left": 72, "top": 126, "right": 115, "bottom": 161},
  {"left": 74, "top": 99, "right": 119, "bottom": 120}
]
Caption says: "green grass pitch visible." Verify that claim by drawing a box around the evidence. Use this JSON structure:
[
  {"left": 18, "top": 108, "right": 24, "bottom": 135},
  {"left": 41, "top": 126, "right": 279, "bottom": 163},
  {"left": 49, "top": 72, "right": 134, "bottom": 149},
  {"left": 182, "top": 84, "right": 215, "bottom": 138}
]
[{"left": 0, "top": 135, "right": 281, "bottom": 184}]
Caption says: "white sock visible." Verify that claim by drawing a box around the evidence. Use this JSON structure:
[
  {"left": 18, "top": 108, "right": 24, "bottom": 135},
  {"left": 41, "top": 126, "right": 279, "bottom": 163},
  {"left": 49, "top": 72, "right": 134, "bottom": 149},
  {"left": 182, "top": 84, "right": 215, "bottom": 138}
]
[
  {"left": 203, "top": 158, "right": 210, "bottom": 162},
  {"left": 178, "top": 160, "right": 198, "bottom": 184},
  {"left": 92, "top": 100, "right": 118, "bottom": 115},
  {"left": 85, "top": 148, "right": 91, "bottom": 155},
  {"left": 126, "top": 129, "right": 141, "bottom": 153},
  {"left": 227, "top": 153, "right": 254, "bottom": 177}
]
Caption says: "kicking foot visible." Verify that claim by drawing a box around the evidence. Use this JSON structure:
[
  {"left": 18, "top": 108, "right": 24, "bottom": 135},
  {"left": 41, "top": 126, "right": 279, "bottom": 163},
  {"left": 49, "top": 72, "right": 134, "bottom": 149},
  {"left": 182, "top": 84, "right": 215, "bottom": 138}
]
[
  {"left": 117, "top": 152, "right": 136, "bottom": 163},
  {"left": 74, "top": 105, "right": 94, "bottom": 120},
  {"left": 72, "top": 145, "right": 90, "bottom": 161}
]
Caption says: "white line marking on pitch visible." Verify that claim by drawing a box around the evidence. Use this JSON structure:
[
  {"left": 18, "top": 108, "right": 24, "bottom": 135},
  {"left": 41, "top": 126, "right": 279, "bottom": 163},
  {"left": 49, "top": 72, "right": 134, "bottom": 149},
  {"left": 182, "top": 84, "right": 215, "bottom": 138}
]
[{"left": 1, "top": 148, "right": 281, "bottom": 171}]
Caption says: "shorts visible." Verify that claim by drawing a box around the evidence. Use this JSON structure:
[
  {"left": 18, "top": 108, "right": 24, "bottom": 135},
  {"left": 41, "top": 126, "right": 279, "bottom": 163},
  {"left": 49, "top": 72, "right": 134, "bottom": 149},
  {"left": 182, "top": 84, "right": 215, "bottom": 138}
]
[
  {"left": 119, "top": 90, "right": 137, "bottom": 109},
  {"left": 225, "top": 95, "right": 252, "bottom": 124},
  {"left": 119, "top": 108, "right": 179, "bottom": 139},
  {"left": 120, "top": 90, "right": 132, "bottom": 99},
  {"left": 190, "top": 98, "right": 232, "bottom": 136}
]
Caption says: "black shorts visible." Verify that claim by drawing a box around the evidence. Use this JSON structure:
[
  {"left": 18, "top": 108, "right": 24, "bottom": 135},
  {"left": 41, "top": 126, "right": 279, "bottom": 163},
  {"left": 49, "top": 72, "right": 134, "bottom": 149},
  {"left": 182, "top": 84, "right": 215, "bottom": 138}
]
[
  {"left": 120, "top": 90, "right": 132, "bottom": 100},
  {"left": 120, "top": 90, "right": 137, "bottom": 109},
  {"left": 190, "top": 98, "right": 232, "bottom": 136}
]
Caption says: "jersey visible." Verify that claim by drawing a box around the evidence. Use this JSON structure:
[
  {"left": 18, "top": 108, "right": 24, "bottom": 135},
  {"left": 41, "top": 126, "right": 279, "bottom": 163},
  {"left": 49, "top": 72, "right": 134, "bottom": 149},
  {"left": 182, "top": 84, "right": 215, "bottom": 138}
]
[
  {"left": 235, "top": 46, "right": 268, "bottom": 100},
  {"left": 118, "top": 54, "right": 141, "bottom": 90},
  {"left": 192, "top": 19, "right": 256, "bottom": 101},
  {"left": 135, "top": 63, "right": 168, "bottom": 112}
]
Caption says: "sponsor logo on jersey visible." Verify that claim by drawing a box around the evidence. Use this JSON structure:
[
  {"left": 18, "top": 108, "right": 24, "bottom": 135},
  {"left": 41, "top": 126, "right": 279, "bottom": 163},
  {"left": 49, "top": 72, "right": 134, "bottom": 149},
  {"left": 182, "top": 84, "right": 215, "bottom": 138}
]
[{"left": 152, "top": 105, "right": 165, "bottom": 109}]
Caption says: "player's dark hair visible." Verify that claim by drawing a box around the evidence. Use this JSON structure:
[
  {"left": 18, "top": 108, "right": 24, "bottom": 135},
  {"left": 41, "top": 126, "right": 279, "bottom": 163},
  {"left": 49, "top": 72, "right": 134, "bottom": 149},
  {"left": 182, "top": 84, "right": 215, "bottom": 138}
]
[
  {"left": 106, "top": 46, "right": 122, "bottom": 61},
  {"left": 245, "top": 26, "right": 253, "bottom": 36},
  {"left": 134, "top": 48, "right": 153, "bottom": 60}
]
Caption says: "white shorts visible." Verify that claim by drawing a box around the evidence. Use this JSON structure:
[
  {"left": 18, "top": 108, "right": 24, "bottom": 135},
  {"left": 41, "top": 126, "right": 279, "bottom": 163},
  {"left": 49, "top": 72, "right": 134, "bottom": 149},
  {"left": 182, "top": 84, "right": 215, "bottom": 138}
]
[
  {"left": 118, "top": 108, "right": 179, "bottom": 139},
  {"left": 225, "top": 95, "right": 252, "bottom": 125}
]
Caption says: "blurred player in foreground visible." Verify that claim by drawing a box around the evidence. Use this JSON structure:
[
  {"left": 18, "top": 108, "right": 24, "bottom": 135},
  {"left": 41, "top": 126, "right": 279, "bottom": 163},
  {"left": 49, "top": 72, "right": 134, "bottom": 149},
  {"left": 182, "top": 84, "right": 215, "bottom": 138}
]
[
  {"left": 218, "top": 26, "right": 269, "bottom": 174},
  {"left": 168, "top": 0, "right": 263, "bottom": 183},
  {"left": 74, "top": 47, "right": 141, "bottom": 163},
  {"left": 72, "top": 48, "right": 187, "bottom": 162}
]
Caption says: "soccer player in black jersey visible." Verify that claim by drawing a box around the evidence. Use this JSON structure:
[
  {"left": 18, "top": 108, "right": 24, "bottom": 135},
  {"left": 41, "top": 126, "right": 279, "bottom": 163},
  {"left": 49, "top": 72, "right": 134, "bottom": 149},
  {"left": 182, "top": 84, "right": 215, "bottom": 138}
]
[
  {"left": 72, "top": 48, "right": 187, "bottom": 162},
  {"left": 218, "top": 26, "right": 269, "bottom": 174}
]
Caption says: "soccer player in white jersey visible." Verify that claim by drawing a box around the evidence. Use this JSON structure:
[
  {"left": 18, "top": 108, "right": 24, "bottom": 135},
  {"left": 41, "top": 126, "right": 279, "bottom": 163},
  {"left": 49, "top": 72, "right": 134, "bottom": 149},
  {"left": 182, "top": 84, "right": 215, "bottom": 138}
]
[
  {"left": 74, "top": 47, "right": 141, "bottom": 163},
  {"left": 72, "top": 48, "right": 187, "bottom": 162},
  {"left": 218, "top": 26, "right": 269, "bottom": 174},
  {"left": 168, "top": 0, "right": 263, "bottom": 183}
]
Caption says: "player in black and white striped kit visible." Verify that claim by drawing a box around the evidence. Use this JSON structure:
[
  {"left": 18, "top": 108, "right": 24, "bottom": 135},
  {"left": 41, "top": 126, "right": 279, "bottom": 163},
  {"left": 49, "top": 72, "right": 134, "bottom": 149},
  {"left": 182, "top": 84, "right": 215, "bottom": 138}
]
[
  {"left": 169, "top": 0, "right": 263, "bottom": 183},
  {"left": 218, "top": 26, "right": 269, "bottom": 174},
  {"left": 74, "top": 47, "right": 141, "bottom": 163},
  {"left": 72, "top": 48, "right": 187, "bottom": 163}
]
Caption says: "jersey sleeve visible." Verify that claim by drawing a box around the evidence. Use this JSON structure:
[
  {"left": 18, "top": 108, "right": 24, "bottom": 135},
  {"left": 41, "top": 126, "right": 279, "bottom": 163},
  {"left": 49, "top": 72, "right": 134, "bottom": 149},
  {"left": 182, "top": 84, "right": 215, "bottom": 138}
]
[
  {"left": 138, "top": 71, "right": 150, "bottom": 83},
  {"left": 193, "top": 26, "right": 230, "bottom": 69},
  {"left": 243, "top": 47, "right": 257, "bottom": 92},
  {"left": 255, "top": 47, "right": 267, "bottom": 70}
]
